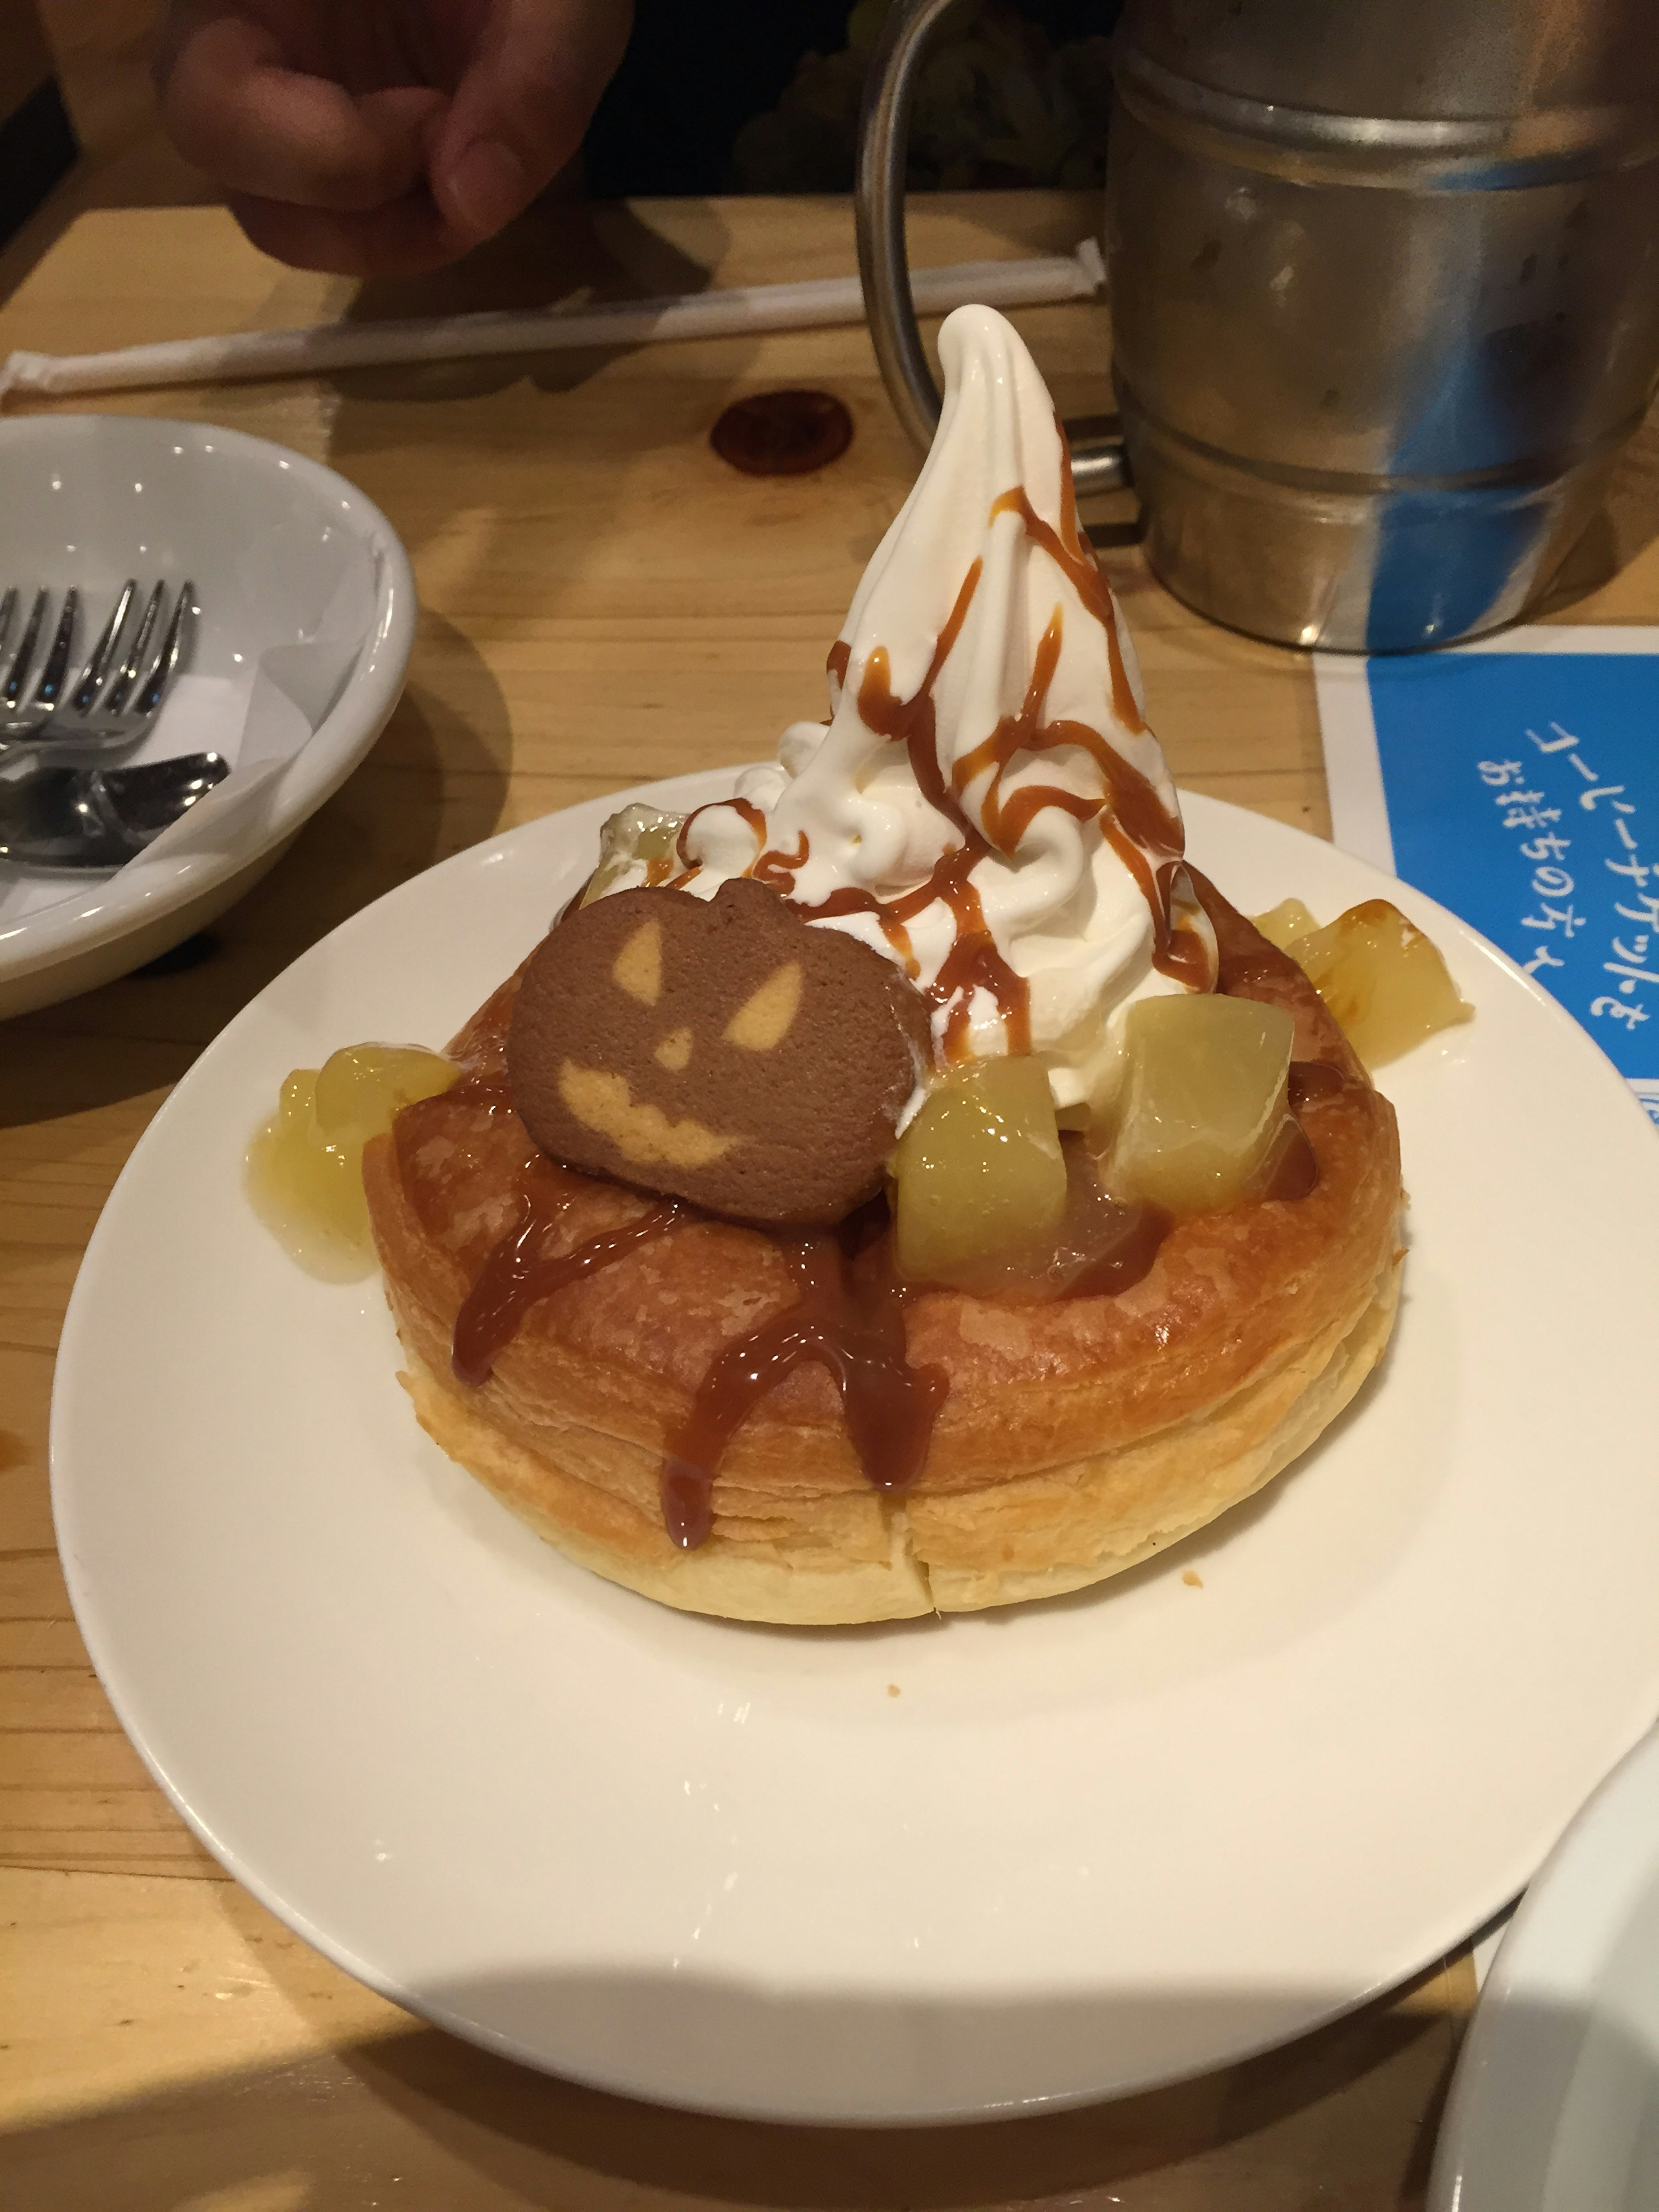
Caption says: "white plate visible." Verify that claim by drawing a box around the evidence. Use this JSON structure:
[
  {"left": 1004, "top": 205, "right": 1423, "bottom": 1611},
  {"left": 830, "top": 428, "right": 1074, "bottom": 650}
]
[
  {"left": 51, "top": 780, "right": 1659, "bottom": 2125},
  {"left": 1430, "top": 1726, "right": 1659, "bottom": 2209},
  {"left": 0, "top": 415, "right": 415, "bottom": 1017}
]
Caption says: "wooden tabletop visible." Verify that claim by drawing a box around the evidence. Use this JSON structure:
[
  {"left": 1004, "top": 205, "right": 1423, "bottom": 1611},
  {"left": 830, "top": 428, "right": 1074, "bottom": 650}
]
[{"left": 5, "top": 186, "right": 1659, "bottom": 2210}]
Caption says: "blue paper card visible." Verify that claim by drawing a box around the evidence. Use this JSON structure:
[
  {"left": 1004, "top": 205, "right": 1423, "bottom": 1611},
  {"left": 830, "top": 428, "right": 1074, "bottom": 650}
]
[{"left": 1316, "top": 628, "right": 1659, "bottom": 1123}]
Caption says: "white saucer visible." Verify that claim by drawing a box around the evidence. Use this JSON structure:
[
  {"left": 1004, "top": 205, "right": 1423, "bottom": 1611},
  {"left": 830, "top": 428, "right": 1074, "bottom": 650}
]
[
  {"left": 0, "top": 414, "right": 415, "bottom": 1017},
  {"left": 50, "top": 779, "right": 1659, "bottom": 2123}
]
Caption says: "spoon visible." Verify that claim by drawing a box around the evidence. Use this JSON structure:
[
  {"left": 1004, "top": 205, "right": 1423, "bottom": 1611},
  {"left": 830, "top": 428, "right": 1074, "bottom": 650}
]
[{"left": 0, "top": 751, "right": 230, "bottom": 869}]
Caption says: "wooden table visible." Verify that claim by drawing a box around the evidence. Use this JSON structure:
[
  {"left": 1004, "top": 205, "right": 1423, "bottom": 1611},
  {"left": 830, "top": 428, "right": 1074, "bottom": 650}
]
[{"left": 5, "top": 187, "right": 1659, "bottom": 2210}]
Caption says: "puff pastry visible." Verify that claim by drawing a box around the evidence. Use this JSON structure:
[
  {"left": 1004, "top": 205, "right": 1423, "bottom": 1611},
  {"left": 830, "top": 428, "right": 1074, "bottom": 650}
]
[{"left": 363, "top": 881, "right": 1403, "bottom": 1623}]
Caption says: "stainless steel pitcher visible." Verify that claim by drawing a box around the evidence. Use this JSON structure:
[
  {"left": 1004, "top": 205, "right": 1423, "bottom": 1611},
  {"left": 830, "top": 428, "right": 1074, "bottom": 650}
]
[{"left": 856, "top": 0, "right": 1659, "bottom": 652}]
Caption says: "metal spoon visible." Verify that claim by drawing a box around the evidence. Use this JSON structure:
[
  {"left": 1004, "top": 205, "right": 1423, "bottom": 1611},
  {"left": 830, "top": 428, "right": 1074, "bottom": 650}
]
[{"left": 0, "top": 751, "right": 230, "bottom": 869}]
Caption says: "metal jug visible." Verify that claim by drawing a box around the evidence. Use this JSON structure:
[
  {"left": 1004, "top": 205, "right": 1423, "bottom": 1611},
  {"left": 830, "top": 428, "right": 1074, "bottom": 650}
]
[{"left": 856, "top": 0, "right": 1659, "bottom": 652}]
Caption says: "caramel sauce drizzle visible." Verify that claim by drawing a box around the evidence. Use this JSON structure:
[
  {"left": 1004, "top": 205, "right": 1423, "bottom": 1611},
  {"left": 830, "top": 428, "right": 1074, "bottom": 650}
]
[
  {"left": 1061, "top": 1170, "right": 1172, "bottom": 1297},
  {"left": 781, "top": 557, "right": 1036, "bottom": 1056},
  {"left": 981, "top": 480, "right": 1213, "bottom": 990},
  {"left": 672, "top": 795, "right": 766, "bottom": 882},
  {"left": 751, "top": 830, "right": 808, "bottom": 890},
  {"left": 750, "top": 438, "right": 1215, "bottom": 1027},
  {"left": 1287, "top": 1059, "right": 1351, "bottom": 1108},
  {"left": 790, "top": 851, "right": 1026, "bottom": 1057},
  {"left": 989, "top": 471, "right": 1146, "bottom": 737},
  {"left": 658, "top": 1217, "right": 948, "bottom": 1551},
  {"left": 1263, "top": 1119, "right": 1319, "bottom": 1201},
  {"left": 452, "top": 1184, "right": 682, "bottom": 1388}
]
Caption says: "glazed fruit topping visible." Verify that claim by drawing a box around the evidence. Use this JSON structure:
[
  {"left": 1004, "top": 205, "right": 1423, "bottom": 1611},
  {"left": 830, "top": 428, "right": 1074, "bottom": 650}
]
[
  {"left": 1105, "top": 994, "right": 1297, "bottom": 1219},
  {"left": 893, "top": 1056, "right": 1067, "bottom": 1287},
  {"left": 247, "top": 1044, "right": 458, "bottom": 1278}
]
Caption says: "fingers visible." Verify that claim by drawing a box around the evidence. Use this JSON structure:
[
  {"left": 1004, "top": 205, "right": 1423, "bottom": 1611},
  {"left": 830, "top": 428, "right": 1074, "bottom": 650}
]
[
  {"left": 159, "top": 0, "right": 633, "bottom": 275},
  {"left": 226, "top": 190, "right": 458, "bottom": 278},
  {"left": 160, "top": 10, "right": 444, "bottom": 212},
  {"left": 431, "top": 0, "right": 633, "bottom": 247}
]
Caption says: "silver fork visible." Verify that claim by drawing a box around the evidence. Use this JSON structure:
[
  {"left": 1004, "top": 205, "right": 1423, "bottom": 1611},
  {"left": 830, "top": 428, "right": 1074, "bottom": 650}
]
[{"left": 0, "top": 580, "right": 196, "bottom": 757}]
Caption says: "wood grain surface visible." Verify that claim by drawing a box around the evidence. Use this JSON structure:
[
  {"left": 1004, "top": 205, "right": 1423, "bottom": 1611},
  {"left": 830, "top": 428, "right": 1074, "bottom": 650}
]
[{"left": 4, "top": 185, "right": 1659, "bottom": 2208}]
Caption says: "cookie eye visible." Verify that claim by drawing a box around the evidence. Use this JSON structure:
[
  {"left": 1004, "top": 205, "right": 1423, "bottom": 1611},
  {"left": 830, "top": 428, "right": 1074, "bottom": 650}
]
[
  {"left": 612, "top": 919, "right": 662, "bottom": 1005},
  {"left": 724, "top": 960, "right": 803, "bottom": 1051}
]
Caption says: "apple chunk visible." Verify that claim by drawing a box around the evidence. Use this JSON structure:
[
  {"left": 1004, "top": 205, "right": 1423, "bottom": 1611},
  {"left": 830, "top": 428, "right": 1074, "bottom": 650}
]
[
  {"left": 1108, "top": 994, "right": 1296, "bottom": 1218},
  {"left": 893, "top": 1058, "right": 1066, "bottom": 1285},
  {"left": 1290, "top": 900, "right": 1471, "bottom": 1069}
]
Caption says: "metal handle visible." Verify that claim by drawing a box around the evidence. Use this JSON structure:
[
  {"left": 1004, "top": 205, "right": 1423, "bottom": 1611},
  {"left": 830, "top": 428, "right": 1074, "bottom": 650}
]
[{"left": 854, "top": 0, "right": 1130, "bottom": 495}]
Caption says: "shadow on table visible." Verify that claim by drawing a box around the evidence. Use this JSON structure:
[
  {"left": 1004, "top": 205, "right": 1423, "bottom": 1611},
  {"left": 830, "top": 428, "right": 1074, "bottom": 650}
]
[
  {"left": 318, "top": 197, "right": 733, "bottom": 421},
  {"left": 0, "top": 607, "right": 511, "bottom": 1109},
  {"left": 0, "top": 1962, "right": 1500, "bottom": 2212}
]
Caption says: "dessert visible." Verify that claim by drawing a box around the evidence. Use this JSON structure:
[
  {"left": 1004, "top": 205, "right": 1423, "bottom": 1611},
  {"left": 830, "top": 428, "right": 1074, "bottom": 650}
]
[
  {"left": 340, "top": 304, "right": 1407, "bottom": 1624},
  {"left": 1257, "top": 899, "right": 1471, "bottom": 1071},
  {"left": 248, "top": 1045, "right": 458, "bottom": 1280}
]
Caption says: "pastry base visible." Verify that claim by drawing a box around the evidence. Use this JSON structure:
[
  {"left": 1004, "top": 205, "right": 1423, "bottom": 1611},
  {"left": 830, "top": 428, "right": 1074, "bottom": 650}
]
[
  {"left": 365, "top": 882, "right": 1405, "bottom": 1627},
  {"left": 396, "top": 1252, "right": 1399, "bottom": 1623}
]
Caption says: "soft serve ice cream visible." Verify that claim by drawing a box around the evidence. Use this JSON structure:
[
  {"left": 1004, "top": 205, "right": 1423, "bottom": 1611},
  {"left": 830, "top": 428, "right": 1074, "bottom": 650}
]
[{"left": 597, "top": 303, "right": 1216, "bottom": 1115}]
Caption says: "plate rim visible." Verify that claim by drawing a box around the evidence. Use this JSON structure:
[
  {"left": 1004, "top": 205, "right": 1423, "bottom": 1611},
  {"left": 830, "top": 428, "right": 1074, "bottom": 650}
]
[
  {"left": 47, "top": 777, "right": 1659, "bottom": 2123},
  {"left": 1428, "top": 1723, "right": 1659, "bottom": 2208}
]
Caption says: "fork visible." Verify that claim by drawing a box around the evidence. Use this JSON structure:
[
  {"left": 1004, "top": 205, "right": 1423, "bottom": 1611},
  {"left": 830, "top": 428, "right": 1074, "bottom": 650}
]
[{"left": 0, "top": 580, "right": 196, "bottom": 757}]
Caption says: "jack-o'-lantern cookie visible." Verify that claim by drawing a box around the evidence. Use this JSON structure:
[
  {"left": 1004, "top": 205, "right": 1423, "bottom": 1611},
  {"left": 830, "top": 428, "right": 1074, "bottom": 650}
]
[{"left": 506, "top": 877, "right": 933, "bottom": 1227}]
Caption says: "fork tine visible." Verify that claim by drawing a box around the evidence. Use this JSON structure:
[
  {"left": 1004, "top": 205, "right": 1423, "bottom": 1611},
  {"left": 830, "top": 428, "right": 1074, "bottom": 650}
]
[
  {"left": 0, "top": 589, "right": 16, "bottom": 666},
  {"left": 131, "top": 582, "right": 194, "bottom": 719},
  {"left": 1, "top": 589, "right": 49, "bottom": 712},
  {"left": 28, "top": 589, "right": 79, "bottom": 713},
  {"left": 69, "top": 581, "right": 137, "bottom": 715},
  {"left": 99, "top": 581, "right": 165, "bottom": 715}
]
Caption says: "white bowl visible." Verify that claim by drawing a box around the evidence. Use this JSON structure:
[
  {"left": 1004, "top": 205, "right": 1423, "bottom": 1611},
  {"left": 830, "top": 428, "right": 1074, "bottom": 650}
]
[
  {"left": 0, "top": 414, "right": 416, "bottom": 1018},
  {"left": 1430, "top": 1726, "right": 1659, "bottom": 2210}
]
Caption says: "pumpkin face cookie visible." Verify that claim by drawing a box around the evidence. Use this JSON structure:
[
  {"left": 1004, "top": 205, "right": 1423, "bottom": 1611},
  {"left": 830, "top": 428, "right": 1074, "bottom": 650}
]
[{"left": 506, "top": 878, "right": 933, "bottom": 1227}]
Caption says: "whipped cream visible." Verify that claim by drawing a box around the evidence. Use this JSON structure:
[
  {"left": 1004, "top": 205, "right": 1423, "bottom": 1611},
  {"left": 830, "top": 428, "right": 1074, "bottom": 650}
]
[{"left": 605, "top": 303, "right": 1215, "bottom": 1114}]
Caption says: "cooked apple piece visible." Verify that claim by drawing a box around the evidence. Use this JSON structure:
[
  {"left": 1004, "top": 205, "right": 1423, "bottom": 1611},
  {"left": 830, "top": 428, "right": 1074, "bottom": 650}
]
[
  {"left": 1251, "top": 897, "right": 1319, "bottom": 951},
  {"left": 1108, "top": 994, "right": 1296, "bottom": 1218},
  {"left": 248, "top": 1067, "right": 345, "bottom": 1238},
  {"left": 248, "top": 1044, "right": 457, "bottom": 1277},
  {"left": 583, "top": 804, "right": 686, "bottom": 902},
  {"left": 893, "top": 1057, "right": 1067, "bottom": 1285},
  {"left": 1291, "top": 899, "right": 1471, "bottom": 1069}
]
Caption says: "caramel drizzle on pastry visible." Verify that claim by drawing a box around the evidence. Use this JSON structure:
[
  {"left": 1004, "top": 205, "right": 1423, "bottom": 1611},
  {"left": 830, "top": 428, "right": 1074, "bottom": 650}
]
[
  {"left": 434, "top": 998, "right": 1328, "bottom": 1554},
  {"left": 658, "top": 1216, "right": 948, "bottom": 1551},
  {"left": 451, "top": 1185, "right": 683, "bottom": 1388},
  {"left": 442, "top": 1162, "right": 949, "bottom": 1553},
  {"left": 441, "top": 1139, "right": 1203, "bottom": 1553}
]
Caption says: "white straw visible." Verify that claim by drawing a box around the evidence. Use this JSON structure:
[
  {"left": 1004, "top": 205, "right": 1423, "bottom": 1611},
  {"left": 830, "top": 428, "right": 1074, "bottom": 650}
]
[{"left": 0, "top": 240, "right": 1105, "bottom": 404}]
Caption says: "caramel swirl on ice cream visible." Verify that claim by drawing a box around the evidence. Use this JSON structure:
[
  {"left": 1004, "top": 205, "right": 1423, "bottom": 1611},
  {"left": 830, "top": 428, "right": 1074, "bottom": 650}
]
[{"left": 601, "top": 305, "right": 1217, "bottom": 1113}]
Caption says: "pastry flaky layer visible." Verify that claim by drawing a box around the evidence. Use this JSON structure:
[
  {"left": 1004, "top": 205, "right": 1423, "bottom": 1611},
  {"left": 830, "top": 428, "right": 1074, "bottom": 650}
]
[{"left": 363, "top": 886, "right": 1405, "bottom": 1625}]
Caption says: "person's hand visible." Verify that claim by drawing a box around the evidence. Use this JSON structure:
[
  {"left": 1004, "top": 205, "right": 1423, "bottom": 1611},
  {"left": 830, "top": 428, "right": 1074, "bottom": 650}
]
[{"left": 155, "top": 1, "right": 632, "bottom": 276}]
